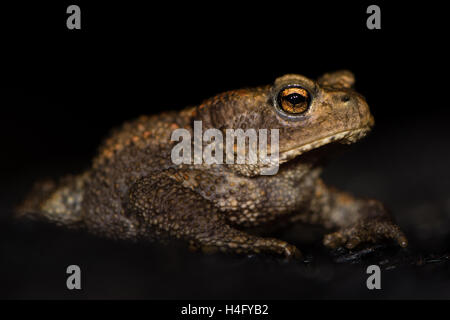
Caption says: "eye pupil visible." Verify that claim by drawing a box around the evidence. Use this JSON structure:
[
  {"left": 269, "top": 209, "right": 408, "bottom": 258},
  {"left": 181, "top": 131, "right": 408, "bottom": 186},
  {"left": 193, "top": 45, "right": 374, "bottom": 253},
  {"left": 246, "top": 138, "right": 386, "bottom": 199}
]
[{"left": 285, "top": 93, "right": 305, "bottom": 105}]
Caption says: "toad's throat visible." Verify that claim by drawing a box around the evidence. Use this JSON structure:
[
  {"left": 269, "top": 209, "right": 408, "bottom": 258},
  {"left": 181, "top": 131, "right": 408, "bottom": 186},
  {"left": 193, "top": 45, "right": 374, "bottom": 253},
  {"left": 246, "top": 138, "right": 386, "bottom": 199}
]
[{"left": 277, "top": 127, "right": 371, "bottom": 163}]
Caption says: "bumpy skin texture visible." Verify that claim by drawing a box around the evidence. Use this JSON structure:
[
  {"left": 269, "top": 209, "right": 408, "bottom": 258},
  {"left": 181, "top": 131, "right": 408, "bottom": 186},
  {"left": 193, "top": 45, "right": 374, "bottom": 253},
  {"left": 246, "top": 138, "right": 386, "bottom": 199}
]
[{"left": 17, "top": 71, "right": 408, "bottom": 259}]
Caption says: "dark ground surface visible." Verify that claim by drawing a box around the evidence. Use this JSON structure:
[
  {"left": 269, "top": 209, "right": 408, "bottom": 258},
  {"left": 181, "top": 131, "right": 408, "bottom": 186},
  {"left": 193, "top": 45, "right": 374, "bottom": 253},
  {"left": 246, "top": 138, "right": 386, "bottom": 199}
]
[
  {"left": 1, "top": 1, "right": 448, "bottom": 300},
  {"left": 1, "top": 114, "right": 449, "bottom": 299}
]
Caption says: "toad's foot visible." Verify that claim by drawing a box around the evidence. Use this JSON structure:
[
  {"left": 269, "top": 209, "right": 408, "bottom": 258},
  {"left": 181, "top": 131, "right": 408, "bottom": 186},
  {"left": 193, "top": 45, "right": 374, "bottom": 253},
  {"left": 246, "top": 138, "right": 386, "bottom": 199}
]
[
  {"left": 323, "top": 217, "right": 408, "bottom": 250},
  {"left": 310, "top": 183, "right": 408, "bottom": 250},
  {"left": 195, "top": 235, "right": 302, "bottom": 260}
]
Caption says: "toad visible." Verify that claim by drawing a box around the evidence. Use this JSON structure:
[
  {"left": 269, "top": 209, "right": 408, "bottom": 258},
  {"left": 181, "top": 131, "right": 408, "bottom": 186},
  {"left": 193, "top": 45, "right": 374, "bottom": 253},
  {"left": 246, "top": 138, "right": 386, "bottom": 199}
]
[{"left": 17, "top": 71, "right": 408, "bottom": 258}]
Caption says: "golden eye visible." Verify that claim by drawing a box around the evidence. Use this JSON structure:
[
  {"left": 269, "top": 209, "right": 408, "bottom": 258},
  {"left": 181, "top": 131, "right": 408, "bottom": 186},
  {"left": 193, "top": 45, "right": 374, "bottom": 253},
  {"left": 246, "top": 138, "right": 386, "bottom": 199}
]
[{"left": 277, "top": 86, "right": 311, "bottom": 114}]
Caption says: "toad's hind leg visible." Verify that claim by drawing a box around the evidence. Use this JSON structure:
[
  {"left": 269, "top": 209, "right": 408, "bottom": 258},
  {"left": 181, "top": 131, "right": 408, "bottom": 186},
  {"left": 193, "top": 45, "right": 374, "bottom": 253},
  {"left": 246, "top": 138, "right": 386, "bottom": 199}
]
[
  {"left": 127, "top": 173, "right": 301, "bottom": 259},
  {"left": 16, "top": 173, "right": 88, "bottom": 227}
]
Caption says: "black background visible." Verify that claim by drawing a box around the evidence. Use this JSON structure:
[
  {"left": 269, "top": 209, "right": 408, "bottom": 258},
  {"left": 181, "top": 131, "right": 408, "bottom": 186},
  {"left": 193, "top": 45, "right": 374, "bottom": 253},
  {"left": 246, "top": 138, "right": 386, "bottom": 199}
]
[{"left": 1, "top": 1, "right": 449, "bottom": 299}]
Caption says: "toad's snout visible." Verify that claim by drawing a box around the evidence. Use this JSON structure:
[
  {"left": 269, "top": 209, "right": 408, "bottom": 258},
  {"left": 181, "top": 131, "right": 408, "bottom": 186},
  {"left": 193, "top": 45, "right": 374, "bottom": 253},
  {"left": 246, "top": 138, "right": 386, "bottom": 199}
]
[
  {"left": 336, "top": 90, "right": 374, "bottom": 130},
  {"left": 354, "top": 94, "right": 375, "bottom": 129}
]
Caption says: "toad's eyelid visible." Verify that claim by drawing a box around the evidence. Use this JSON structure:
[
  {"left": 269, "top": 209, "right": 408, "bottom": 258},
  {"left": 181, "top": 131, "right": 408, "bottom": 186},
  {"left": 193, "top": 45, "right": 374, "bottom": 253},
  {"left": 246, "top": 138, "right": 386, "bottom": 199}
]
[{"left": 282, "top": 88, "right": 308, "bottom": 97}]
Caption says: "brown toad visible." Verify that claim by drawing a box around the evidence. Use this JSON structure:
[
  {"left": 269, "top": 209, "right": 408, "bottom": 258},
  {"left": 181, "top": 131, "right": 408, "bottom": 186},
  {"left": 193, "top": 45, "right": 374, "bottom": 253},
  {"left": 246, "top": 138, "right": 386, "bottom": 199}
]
[{"left": 17, "top": 71, "right": 408, "bottom": 258}]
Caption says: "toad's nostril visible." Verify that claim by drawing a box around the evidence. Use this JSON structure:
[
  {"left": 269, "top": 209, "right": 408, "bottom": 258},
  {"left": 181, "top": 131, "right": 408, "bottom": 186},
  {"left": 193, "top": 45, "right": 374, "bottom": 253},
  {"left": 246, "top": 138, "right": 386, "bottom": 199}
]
[{"left": 341, "top": 95, "right": 351, "bottom": 102}]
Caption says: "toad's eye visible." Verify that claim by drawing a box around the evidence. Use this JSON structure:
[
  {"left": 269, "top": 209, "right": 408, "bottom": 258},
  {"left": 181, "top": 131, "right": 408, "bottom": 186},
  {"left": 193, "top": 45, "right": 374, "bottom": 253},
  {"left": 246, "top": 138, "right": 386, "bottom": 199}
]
[{"left": 277, "top": 86, "right": 311, "bottom": 115}]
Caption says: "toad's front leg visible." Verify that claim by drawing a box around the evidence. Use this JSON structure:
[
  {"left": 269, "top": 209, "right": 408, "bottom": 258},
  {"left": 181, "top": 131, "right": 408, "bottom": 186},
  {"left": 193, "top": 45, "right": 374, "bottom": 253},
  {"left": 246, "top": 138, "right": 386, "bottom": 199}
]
[
  {"left": 127, "top": 173, "right": 301, "bottom": 259},
  {"left": 308, "top": 180, "right": 408, "bottom": 250}
]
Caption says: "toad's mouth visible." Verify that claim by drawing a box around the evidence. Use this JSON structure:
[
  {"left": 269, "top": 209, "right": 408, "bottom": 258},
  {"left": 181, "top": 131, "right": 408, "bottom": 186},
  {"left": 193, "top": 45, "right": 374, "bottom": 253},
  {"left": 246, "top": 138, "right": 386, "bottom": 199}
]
[{"left": 277, "top": 127, "right": 371, "bottom": 164}]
